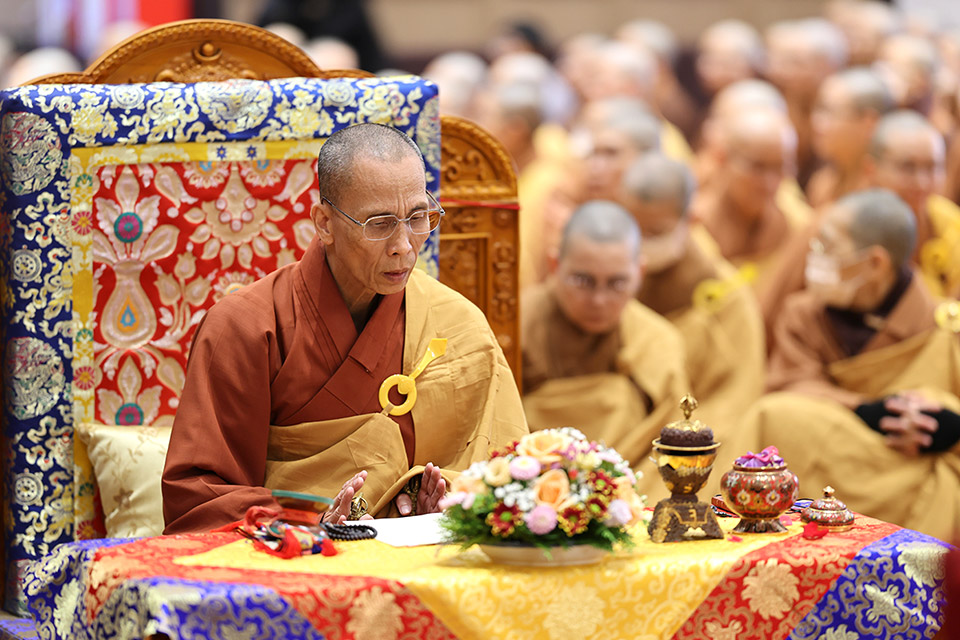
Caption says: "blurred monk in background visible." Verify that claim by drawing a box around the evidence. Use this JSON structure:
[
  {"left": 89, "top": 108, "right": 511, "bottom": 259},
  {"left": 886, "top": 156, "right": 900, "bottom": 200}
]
[
  {"left": 521, "top": 200, "right": 688, "bottom": 492},
  {"left": 750, "top": 189, "right": 960, "bottom": 540},
  {"left": 621, "top": 154, "right": 764, "bottom": 489}
]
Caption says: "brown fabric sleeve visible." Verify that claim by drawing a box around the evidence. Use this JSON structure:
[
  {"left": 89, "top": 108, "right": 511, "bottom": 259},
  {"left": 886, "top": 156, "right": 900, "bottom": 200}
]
[
  {"left": 766, "top": 292, "right": 866, "bottom": 408},
  {"left": 162, "top": 296, "right": 281, "bottom": 534}
]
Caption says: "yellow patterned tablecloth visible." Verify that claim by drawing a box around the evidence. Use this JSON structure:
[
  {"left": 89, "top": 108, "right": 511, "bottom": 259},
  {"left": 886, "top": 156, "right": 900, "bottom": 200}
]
[{"left": 177, "top": 519, "right": 797, "bottom": 640}]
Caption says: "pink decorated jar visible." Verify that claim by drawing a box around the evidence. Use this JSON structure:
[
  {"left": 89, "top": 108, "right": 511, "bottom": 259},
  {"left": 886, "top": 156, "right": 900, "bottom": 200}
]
[{"left": 720, "top": 446, "right": 799, "bottom": 534}]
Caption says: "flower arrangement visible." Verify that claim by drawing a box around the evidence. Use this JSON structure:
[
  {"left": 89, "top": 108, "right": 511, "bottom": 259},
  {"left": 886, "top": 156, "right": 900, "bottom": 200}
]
[{"left": 439, "top": 428, "right": 646, "bottom": 551}]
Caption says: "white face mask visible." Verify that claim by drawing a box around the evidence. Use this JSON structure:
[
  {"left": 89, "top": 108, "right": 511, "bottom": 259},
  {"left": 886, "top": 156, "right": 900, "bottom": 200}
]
[
  {"left": 804, "top": 250, "right": 867, "bottom": 308},
  {"left": 643, "top": 224, "right": 688, "bottom": 273}
]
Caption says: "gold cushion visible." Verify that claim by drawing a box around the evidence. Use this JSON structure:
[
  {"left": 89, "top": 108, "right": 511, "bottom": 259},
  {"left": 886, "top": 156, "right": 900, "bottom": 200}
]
[{"left": 75, "top": 423, "right": 171, "bottom": 538}]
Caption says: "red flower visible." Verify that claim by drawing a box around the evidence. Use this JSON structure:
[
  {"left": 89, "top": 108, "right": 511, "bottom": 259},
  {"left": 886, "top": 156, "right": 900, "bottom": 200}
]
[
  {"left": 72, "top": 210, "right": 94, "bottom": 236},
  {"left": 491, "top": 440, "right": 519, "bottom": 459},
  {"left": 73, "top": 366, "right": 97, "bottom": 391},
  {"left": 802, "top": 521, "right": 828, "bottom": 540},
  {"left": 588, "top": 470, "right": 615, "bottom": 497},
  {"left": 558, "top": 503, "right": 590, "bottom": 536},
  {"left": 486, "top": 502, "right": 522, "bottom": 536}
]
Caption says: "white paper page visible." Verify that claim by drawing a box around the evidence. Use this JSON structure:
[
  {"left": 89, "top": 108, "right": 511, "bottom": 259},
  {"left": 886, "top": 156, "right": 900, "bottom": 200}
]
[{"left": 366, "top": 512, "right": 447, "bottom": 547}]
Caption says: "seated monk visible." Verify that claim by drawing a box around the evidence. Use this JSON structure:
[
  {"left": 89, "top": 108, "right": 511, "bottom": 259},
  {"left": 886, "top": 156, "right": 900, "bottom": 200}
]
[
  {"left": 162, "top": 124, "right": 528, "bottom": 532},
  {"left": 692, "top": 107, "right": 803, "bottom": 287},
  {"left": 521, "top": 200, "right": 689, "bottom": 493},
  {"left": 759, "top": 110, "right": 960, "bottom": 346},
  {"left": 695, "top": 79, "right": 812, "bottom": 231},
  {"left": 621, "top": 154, "right": 765, "bottom": 479},
  {"left": 752, "top": 189, "right": 960, "bottom": 540},
  {"left": 806, "top": 67, "right": 893, "bottom": 208}
]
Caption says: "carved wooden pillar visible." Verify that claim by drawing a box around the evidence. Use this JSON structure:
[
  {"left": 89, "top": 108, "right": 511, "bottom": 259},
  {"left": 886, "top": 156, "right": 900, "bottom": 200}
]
[{"left": 439, "top": 116, "right": 522, "bottom": 388}]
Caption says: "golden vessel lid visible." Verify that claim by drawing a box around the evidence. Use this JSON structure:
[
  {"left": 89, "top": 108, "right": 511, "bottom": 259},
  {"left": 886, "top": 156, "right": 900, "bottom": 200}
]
[{"left": 801, "top": 486, "right": 854, "bottom": 529}]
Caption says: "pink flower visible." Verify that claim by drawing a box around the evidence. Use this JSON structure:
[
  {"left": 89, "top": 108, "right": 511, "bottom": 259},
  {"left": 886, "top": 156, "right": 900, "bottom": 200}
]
[
  {"left": 524, "top": 505, "right": 558, "bottom": 535},
  {"left": 602, "top": 499, "right": 632, "bottom": 527},
  {"left": 509, "top": 456, "right": 541, "bottom": 480},
  {"left": 439, "top": 492, "right": 477, "bottom": 511},
  {"left": 439, "top": 492, "right": 466, "bottom": 510}
]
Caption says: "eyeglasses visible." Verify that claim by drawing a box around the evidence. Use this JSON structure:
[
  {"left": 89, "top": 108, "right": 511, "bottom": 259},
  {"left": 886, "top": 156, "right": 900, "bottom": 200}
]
[
  {"left": 323, "top": 192, "right": 445, "bottom": 241},
  {"left": 808, "top": 237, "right": 867, "bottom": 265},
  {"left": 564, "top": 273, "right": 633, "bottom": 296}
]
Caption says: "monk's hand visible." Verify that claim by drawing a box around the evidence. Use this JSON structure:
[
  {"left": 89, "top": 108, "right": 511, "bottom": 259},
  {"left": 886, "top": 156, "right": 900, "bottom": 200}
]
[
  {"left": 417, "top": 462, "right": 447, "bottom": 514},
  {"left": 884, "top": 392, "right": 942, "bottom": 416},
  {"left": 395, "top": 463, "right": 446, "bottom": 516},
  {"left": 323, "top": 471, "right": 369, "bottom": 524},
  {"left": 879, "top": 413, "right": 938, "bottom": 457}
]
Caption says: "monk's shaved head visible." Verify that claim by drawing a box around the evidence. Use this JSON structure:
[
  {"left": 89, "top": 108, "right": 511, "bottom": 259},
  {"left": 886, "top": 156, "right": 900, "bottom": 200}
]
[
  {"left": 826, "top": 67, "right": 894, "bottom": 114},
  {"left": 722, "top": 108, "right": 797, "bottom": 152},
  {"left": 836, "top": 188, "right": 916, "bottom": 271},
  {"left": 622, "top": 153, "right": 695, "bottom": 219},
  {"left": 868, "top": 109, "right": 939, "bottom": 159},
  {"left": 582, "top": 97, "right": 662, "bottom": 152},
  {"left": 559, "top": 200, "right": 641, "bottom": 259},
  {"left": 710, "top": 79, "right": 787, "bottom": 120},
  {"left": 318, "top": 123, "right": 424, "bottom": 203}
]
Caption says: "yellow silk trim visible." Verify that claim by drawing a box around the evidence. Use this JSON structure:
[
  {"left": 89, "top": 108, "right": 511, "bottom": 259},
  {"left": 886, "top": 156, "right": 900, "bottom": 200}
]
[
  {"left": 70, "top": 139, "right": 323, "bottom": 166},
  {"left": 177, "top": 519, "right": 804, "bottom": 640}
]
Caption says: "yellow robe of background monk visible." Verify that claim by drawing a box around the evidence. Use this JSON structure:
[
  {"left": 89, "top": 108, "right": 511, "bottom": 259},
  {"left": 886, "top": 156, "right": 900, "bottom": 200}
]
[
  {"left": 163, "top": 240, "right": 527, "bottom": 532},
  {"left": 521, "top": 284, "right": 689, "bottom": 497},
  {"left": 750, "top": 277, "right": 960, "bottom": 541}
]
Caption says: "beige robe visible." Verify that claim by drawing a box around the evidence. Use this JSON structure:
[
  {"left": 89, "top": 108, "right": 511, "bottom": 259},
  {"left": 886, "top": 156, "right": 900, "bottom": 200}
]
[
  {"left": 521, "top": 286, "right": 689, "bottom": 495},
  {"left": 753, "top": 277, "right": 960, "bottom": 540}
]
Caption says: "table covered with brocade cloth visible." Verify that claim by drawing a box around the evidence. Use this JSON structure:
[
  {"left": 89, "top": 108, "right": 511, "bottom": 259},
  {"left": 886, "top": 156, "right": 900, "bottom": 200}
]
[{"left": 23, "top": 515, "right": 949, "bottom": 640}]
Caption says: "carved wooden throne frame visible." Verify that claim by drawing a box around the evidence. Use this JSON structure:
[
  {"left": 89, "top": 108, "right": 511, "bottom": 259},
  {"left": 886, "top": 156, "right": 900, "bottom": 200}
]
[{"left": 32, "top": 19, "right": 522, "bottom": 382}]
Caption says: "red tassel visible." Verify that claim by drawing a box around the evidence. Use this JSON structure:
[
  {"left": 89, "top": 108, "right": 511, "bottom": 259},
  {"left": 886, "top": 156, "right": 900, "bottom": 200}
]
[{"left": 320, "top": 539, "right": 338, "bottom": 556}]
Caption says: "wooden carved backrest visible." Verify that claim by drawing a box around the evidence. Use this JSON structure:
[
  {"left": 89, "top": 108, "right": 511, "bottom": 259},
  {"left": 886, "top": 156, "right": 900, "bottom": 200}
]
[
  {"left": 33, "top": 18, "right": 522, "bottom": 385},
  {"left": 437, "top": 117, "right": 521, "bottom": 383}
]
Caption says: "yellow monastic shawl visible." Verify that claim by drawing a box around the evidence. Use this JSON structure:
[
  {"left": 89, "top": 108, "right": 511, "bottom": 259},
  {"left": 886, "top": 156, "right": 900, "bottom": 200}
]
[
  {"left": 747, "top": 325, "right": 960, "bottom": 540},
  {"left": 922, "top": 194, "right": 960, "bottom": 298},
  {"left": 265, "top": 270, "right": 529, "bottom": 516},
  {"left": 522, "top": 300, "right": 690, "bottom": 491}
]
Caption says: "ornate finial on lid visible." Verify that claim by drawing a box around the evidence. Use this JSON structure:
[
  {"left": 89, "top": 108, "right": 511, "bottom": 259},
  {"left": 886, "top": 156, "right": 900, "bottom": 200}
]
[
  {"left": 801, "top": 485, "right": 854, "bottom": 532},
  {"left": 657, "top": 394, "right": 716, "bottom": 448}
]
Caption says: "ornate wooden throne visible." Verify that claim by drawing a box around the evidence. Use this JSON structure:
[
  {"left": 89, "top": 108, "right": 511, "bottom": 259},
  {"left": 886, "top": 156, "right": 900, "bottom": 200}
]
[{"left": 0, "top": 19, "right": 519, "bottom": 618}]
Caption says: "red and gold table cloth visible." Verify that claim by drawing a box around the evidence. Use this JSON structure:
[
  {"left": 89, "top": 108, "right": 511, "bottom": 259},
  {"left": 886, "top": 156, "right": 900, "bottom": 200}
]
[{"left": 23, "top": 515, "right": 949, "bottom": 640}]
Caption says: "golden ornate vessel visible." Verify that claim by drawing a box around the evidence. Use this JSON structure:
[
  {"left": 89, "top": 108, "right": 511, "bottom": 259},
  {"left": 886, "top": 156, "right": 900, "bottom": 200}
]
[{"left": 648, "top": 396, "right": 724, "bottom": 543}]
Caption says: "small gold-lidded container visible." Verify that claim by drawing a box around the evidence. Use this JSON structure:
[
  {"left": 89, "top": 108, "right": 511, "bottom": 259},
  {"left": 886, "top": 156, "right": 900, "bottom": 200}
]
[{"left": 801, "top": 486, "right": 854, "bottom": 532}]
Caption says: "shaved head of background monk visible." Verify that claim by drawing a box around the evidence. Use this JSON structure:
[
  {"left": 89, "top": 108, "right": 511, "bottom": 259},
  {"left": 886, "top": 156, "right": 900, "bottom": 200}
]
[
  {"left": 805, "top": 188, "right": 915, "bottom": 312},
  {"left": 696, "top": 19, "right": 765, "bottom": 97},
  {"left": 697, "top": 79, "right": 787, "bottom": 185},
  {"left": 864, "top": 109, "right": 946, "bottom": 217},
  {"left": 580, "top": 98, "right": 662, "bottom": 200},
  {"left": 809, "top": 67, "right": 893, "bottom": 197},
  {"left": 163, "top": 123, "right": 528, "bottom": 532},
  {"left": 620, "top": 153, "right": 694, "bottom": 276},
  {"left": 551, "top": 200, "right": 643, "bottom": 334},
  {"left": 711, "top": 108, "right": 797, "bottom": 224}
]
